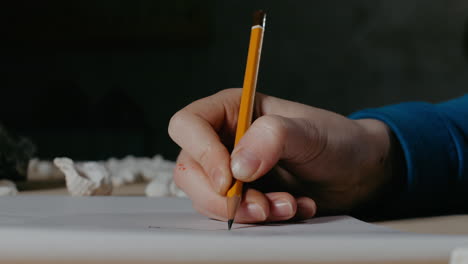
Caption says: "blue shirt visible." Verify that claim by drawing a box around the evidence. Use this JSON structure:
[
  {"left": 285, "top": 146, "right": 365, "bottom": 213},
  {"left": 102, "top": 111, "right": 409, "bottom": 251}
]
[{"left": 350, "top": 95, "right": 468, "bottom": 216}]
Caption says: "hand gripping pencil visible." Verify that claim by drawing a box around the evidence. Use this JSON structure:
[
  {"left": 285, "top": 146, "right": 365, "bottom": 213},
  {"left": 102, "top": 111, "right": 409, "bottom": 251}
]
[{"left": 226, "top": 10, "right": 266, "bottom": 230}]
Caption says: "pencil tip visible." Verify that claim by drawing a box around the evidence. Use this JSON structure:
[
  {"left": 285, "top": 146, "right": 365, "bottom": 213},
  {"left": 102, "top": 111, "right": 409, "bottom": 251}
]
[{"left": 228, "top": 219, "right": 234, "bottom": 230}]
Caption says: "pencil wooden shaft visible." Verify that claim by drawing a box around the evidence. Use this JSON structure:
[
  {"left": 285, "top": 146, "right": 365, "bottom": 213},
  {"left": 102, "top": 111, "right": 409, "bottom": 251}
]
[
  {"left": 226, "top": 11, "right": 265, "bottom": 225},
  {"left": 234, "top": 25, "right": 264, "bottom": 146}
]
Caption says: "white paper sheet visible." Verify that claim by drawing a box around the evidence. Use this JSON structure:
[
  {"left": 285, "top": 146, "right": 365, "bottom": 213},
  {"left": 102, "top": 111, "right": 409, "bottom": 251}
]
[{"left": 0, "top": 196, "right": 467, "bottom": 262}]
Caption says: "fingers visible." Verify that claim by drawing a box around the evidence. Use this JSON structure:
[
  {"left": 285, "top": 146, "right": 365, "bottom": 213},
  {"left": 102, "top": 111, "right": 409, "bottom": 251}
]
[
  {"left": 230, "top": 115, "right": 325, "bottom": 182},
  {"left": 174, "top": 151, "right": 316, "bottom": 223},
  {"left": 233, "top": 189, "right": 270, "bottom": 223},
  {"left": 170, "top": 111, "right": 232, "bottom": 194},
  {"left": 294, "top": 196, "right": 317, "bottom": 220},
  {"left": 169, "top": 90, "right": 323, "bottom": 222},
  {"left": 264, "top": 193, "right": 317, "bottom": 222},
  {"left": 169, "top": 89, "right": 327, "bottom": 194},
  {"left": 168, "top": 89, "right": 319, "bottom": 195},
  {"left": 264, "top": 192, "right": 296, "bottom": 222},
  {"left": 174, "top": 151, "right": 267, "bottom": 222},
  {"left": 168, "top": 90, "right": 243, "bottom": 195}
]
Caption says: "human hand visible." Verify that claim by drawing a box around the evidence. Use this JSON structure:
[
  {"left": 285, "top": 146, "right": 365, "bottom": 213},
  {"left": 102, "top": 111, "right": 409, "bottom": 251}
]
[{"left": 168, "top": 89, "right": 397, "bottom": 223}]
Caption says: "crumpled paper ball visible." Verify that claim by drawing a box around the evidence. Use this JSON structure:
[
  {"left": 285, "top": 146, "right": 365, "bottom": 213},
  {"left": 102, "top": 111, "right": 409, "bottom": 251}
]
[
  {"left": 0, "top": 180, "right": 18, "bottom": 196},
  {"left": 54, "top": 157, "right": 112, "bottom": 196}
]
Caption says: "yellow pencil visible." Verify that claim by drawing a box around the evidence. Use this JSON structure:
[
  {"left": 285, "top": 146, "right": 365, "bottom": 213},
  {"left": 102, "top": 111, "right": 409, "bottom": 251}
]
[{"left": 226, "top": 10, "right": 266, "bottom": 230}]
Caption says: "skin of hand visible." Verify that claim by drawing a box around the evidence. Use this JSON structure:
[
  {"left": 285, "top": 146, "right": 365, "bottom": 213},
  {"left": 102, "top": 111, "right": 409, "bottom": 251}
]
[{"left": 168, "top": 88, "right": 399, "bottom": 223}]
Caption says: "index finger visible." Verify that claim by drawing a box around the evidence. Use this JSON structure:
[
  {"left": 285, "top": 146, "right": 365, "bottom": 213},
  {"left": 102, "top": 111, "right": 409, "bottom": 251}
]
[{"left": 168, "top": 89, "right": 243, "bottom": 194}]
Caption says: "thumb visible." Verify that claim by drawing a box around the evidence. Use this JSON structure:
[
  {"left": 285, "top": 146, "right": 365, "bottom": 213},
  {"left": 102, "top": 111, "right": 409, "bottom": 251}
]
[{"left": 230, "top": 115, "right": 325, "bottom": 182}]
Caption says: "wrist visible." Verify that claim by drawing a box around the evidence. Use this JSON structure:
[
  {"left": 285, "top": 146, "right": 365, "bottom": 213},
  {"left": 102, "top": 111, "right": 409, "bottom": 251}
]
[{"left": 353, "top": 119, "right": 406, "bottom": 217}]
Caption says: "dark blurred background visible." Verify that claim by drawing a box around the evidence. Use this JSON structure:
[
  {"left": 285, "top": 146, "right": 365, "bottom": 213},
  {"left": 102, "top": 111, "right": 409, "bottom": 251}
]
[{"left": 0, "top": 0, "right": 467, "bottom": 161}]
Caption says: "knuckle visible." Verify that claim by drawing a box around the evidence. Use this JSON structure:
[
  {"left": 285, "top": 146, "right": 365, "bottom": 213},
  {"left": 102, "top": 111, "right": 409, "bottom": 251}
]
[
  {"left": 255, "top": 115, "right": 287, "bottom": 142},
  {"left": 198, "top": 143, "right": 226, "bottom": 168},
  {"left": 299, "top": 120, "right": 327, "bottom": 161},
  {"left": 216, "top": 88, "right": 242, "bottom": 97},
  {"left": 167, "top": 110, "right": 186, "bottom": 138},
  {"left": 197, "top": 145, "right": 211, "bottom": 167}
]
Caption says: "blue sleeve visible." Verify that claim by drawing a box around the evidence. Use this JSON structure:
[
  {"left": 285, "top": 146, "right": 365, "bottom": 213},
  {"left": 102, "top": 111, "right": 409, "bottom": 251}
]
[{"left": 349, "top": 95, "right": 468, "bottom": 215}]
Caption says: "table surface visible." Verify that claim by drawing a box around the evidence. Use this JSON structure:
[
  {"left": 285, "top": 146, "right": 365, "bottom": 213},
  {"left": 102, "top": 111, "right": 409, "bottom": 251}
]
[
  {"left": 18, "top": 182, "right": 468, "bottom": 236},
  {"left": 11, "top": 182, "right": 468, "bottom": 264}
]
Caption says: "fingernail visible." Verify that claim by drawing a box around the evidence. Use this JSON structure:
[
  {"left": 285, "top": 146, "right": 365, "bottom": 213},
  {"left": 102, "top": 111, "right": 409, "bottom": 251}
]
[
  {"left": 247, "top": 203, "right": 266, "bottom": 221},
  {"left": 272, "top": 199, "right": 293, "bottom": 218},
  {"left": 210, "top": 167, "right": 225, "bottom": 194},
  {"left": 231, "top": 149, "right": 260, "bottom": 180}
]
